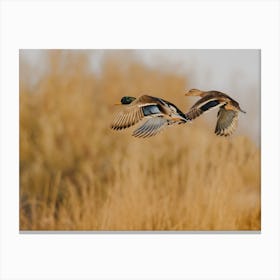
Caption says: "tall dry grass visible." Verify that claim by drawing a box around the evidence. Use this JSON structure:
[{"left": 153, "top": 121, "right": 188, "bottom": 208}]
[{"left": 20, "top": 50, "right": 260, "bottom": 230}]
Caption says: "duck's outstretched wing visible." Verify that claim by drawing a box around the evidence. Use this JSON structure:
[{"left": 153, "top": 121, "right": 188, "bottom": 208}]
[
  {"left": 185, "top": 96, "right": 226, "bottom": 120},
  {"left": 132, "top": 117, "right": 169, "bottom": 138},
  {"left": 215, "top": 107, "right": 239, "bottom": 136},
  {"left": 111, "top": 105, "right": 146, "bottom": 130},
  {"left": 111, "top": 97, "right": 164, "bottom": 130}
]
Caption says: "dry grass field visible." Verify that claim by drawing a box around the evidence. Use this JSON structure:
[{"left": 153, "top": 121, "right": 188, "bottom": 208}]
[{"left": 20, "top": 50, "right": 261, "bottom": 230}]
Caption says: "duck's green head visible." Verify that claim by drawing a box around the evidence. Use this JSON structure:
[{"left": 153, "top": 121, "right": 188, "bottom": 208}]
[{"left": 120, "top": 96, "right": 136, "bottom": 104}]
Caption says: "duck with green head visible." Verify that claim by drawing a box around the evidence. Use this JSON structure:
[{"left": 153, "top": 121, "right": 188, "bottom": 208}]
[{"left": 111, "top": 94, "right": 188, "bottom": 138}]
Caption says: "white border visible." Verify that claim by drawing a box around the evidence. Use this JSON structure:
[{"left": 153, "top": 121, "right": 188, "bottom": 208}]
[{"left": 1, "top": 1, "right": 279, "bottom": 280}]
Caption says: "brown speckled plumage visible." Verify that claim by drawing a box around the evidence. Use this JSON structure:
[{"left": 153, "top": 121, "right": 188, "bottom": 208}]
[{"left": 185, "top": 89, "right": 246, "bottom": 137}]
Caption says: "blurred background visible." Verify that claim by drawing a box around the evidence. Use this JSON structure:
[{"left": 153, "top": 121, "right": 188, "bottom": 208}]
[{"left": 20, "top": 50, "right": 260, "bottom": 230}]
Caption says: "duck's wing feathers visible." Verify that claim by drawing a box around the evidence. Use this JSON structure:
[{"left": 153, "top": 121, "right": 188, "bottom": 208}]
[
  {"left": 132, "top": 117, "right": 169, "bottom": 138},
  {"left": 215, "top": 107, "right": 238, "bottom": 136},
  {"left": 111, "top": 96, "right": 164, "bottom": 130},
  {"left": 185, "top": 96, "right": 226, "bottom": 121}
]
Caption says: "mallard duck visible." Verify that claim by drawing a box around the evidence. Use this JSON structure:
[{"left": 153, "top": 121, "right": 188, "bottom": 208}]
[
  {"left": 185, "top": 89, "right": 246, "bottom": 136},
  {"left": 111, "top": 95, "right": 188, "bottom": 138}
]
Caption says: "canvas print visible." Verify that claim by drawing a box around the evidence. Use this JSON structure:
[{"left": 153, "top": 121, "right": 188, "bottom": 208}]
[{"left": 20, "top": 50, "right": 261, "bottom": 231}]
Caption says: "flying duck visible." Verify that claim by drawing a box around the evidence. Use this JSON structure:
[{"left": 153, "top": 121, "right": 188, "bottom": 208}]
[
  {"left": 111, "top": 95, "right": 188, "bottom": 138},
  {"left": 185, "top": 89, "right": 246, "bottom": 136}
]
